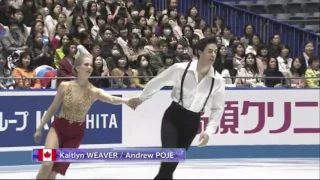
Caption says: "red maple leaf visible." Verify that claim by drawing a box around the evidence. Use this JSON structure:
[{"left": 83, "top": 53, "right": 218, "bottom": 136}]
[{"left": 44, "top": 151, "right": 51, "bottom": 158}]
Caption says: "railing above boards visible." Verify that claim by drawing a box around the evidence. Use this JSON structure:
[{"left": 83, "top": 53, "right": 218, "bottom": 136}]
[{"left": 1, "top": 76, "right": 319, "bottom": 90}]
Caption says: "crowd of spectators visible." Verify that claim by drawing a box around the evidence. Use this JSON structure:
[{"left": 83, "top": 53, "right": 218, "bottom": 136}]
[{"left": 0, "top": 0, "right": 319, "bottom": 90}]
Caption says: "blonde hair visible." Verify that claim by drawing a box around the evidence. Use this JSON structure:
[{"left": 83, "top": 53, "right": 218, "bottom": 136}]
[{"left": 72, "top": 54, "right": 93, "bottom": 76}]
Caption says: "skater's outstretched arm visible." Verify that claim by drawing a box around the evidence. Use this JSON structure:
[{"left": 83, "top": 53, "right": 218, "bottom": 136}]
[
  {"left": 128, "top": 64, "right": 179, "bottom": 109},
  {"left": 94, "top": 88, "right": 129, "bottom": 105},
  {"left": 138, "top": 63, "right": 179, "bottom": 102}
]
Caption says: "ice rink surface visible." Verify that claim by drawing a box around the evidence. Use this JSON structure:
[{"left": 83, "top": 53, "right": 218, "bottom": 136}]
[{"left": 0, "top": 159, "right": 319, "bottom": 179}]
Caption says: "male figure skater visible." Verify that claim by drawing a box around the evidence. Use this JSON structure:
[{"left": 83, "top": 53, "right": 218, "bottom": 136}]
[{"left": 129, "top": 37, "right": 226, "bottom": 179}]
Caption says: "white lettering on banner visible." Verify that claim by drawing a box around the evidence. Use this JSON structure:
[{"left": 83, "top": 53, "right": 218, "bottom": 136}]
[
  {"left": 36, "top": 111, "right": 55, "bottom": 130},
  {"left": 0, "top": 111, "right": 29, "bottom": 132},
  {"left": 86, "top": 152, "right": 119, "bottom": 159},
  {"left": 86, "top": 114, "right": 118, "bottom": 129},
  {"left": 109, "top": 114, "right": 118, "bottom": 128},
  {"left": 15, "top": 112, "right": 28, "bottom": 131},
  {"left": 60, "top": 152, "right": 85, "bottom": 159},
  {"left": 36, "top": 111, "right": 118, "bottom": 130}
]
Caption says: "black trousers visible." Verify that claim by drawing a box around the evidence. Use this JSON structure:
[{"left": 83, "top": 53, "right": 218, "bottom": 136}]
[{"left": 154, "top": 102, "right": 201, "bottom": 179}]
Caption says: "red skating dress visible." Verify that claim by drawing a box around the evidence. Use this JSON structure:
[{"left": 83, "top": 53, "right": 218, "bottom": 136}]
[{"left": 50, "top": 84, "right": 95, "bottom": 175}]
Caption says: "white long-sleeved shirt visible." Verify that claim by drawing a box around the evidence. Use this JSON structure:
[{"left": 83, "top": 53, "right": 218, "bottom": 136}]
[
  {"left": 138, "top": 61, "right": 226, "bottom": 137},
  {"left": 277, "top": 56, "right": 292, "bottom": 73}
]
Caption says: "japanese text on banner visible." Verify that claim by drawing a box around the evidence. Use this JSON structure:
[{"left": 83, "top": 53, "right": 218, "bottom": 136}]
[{"left": 198, "top": 101, "right": 320, "bottom": 135}]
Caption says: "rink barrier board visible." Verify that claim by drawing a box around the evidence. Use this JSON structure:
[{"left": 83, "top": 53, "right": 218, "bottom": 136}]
[{"left": 0, "top": 89, "right": 319, "bottom": 166}]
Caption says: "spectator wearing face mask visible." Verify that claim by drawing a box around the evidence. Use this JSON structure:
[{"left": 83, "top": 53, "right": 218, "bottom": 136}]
[
  {"left": 160, "top": 24, "right": 174, "bottom": 41},
  {"left": 110, "top": 44, "right": 125, "bottom": 58},
  {"left": 132, "top": 54, "right": 153, "bottom": 88},
  {"left": 130, "top": 7, "right": 140, "bottom": 22}
]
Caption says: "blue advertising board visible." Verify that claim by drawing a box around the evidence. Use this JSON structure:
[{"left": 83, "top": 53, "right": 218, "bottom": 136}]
[{"left": 0, "top": 95, "right": 122, "bottom": 147}]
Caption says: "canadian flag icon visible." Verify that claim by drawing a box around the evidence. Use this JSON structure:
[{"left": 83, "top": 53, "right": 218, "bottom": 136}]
[{"left": 38, "top": 149, "right": 57, "bottom": 162}]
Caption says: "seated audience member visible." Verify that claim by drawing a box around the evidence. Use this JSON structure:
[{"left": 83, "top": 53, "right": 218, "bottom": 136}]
[
  {"left": 286, "top": 57, "right": 305, "bottom": 88},
  {"left": 263, "top": 57, "right": 286, "bottom": 88},
  {"left": 90, "top": 56, "right": 111, "bottom": 88},
  {"left": 58, "top": 42, "right": 77, "bottom": 77},
  {"left": 235, "top": 53, "right": 264, "bottom": 87},
  {"left": 232, "top": 42, "right": 245, "bottom": 70},
  {"left": 0, "top": 53, "right": 15, "bottom": 89},
  {"left": 133, "top": 54, "right": 153, "bottom": 88},
  {"left": 157, "top": 53, "right": 175, "bottom": 75},
  {"left": 57, "top": 42, "right": 78, "bottom": 85},
  {"left": 54, "top": 34, "right": 72, "bottom": 68},
  {"left": 111, "top": 55, "right": 136, "bottom": 88},
  {"left": 12, "top": 51, "right": 41, "bottom": 89},
  {"left": 1, "top": 18, "right": 28, "bottom": 56},
  {"left": 30, "top": 31, "right": 54, "bottom": 67},
  {"left": 305, "top": 56, "right": 320, "bottom": 88}
]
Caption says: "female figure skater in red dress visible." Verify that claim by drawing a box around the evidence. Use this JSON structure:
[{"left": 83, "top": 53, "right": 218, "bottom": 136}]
[{"left": 33, "top": 54, "right": 131, "bottom": 179}]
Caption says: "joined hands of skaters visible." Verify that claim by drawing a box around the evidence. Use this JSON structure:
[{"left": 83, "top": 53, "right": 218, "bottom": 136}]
[{"left": 127, "top": 98, "right": 143, "bottom": 110}]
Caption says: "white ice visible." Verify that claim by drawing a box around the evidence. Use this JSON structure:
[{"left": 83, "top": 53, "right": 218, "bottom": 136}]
[{"left": 0, "top": 159, "right": 319, "bottom": 179}]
